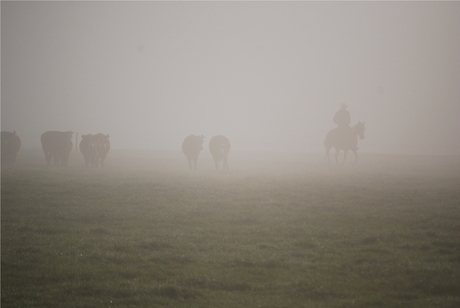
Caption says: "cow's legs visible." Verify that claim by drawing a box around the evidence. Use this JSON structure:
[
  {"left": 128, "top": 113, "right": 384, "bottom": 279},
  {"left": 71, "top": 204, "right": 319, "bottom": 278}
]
[
  {"left": 223, "top": 156, "right": 228, "bottom": 171},
  {"left": 343, "top": 150, "right": 348, "bottom": 165},
  {"left": 52, "top": 154, "right": 59, "bottom": 166},
  {"left": 45, "top": 151, "right": 52, "bottom": 165},
  {"left": 193, "top": 157, "right": 198, "bottom": 171}
]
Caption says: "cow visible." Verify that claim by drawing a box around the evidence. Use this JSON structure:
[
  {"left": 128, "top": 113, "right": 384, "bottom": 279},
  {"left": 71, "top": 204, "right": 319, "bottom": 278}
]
[
  {"left": 209, "top": 135, "right": 230, "bottom": 171},
  {"left": 79, "top": 133, "right": 110, "bottom": 167},
  {"left": 93, "top": 133, "right": 110, "bottom": 167},
  {"left": 41, "top": 131, "right": 73, "bottom": 166},
  {"left": 1, "top": 131, "right": 21, "bottom": 165},
  {"left": 79, "top": 134, "right": 98, "bottom": 167},
  {"left": 182, "top": 135, "right": 205, "bottom": 170}
]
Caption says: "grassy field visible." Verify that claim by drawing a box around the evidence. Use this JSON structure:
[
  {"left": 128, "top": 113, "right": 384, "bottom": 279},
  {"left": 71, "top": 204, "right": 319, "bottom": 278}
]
[{"left": 2, "top": 149, "right": 460, "bottom": 307}]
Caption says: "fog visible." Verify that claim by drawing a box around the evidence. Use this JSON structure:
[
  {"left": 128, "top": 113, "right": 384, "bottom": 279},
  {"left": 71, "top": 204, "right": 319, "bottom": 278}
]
[{"left": 2, "top": 1, "right": 460, "bottom": 155}]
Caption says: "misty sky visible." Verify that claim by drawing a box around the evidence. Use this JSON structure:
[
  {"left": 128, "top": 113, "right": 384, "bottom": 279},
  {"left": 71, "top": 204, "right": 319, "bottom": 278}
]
[{"left": 2, "top": 1, "right": 460, "bottom": 154}]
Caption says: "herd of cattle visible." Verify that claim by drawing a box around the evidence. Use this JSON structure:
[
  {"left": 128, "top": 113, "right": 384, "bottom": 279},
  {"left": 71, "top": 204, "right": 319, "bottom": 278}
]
[
  {"left": 182, "top": 134, "right": 230, "bottom": 171},
  {"left": 1, "top": 131, "right": 231, "bottom": 171}
]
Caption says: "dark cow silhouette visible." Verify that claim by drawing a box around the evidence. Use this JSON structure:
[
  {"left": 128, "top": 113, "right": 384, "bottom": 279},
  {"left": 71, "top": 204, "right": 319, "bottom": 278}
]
[
  {"left": 182, "top": 135, "right": 205, "bottom": 170},
  {"left": 79, "top": 133, "right": 110, "bottom": 167},
  {"left": 79, "top": 134, "right": 98, "bottom": 167},
  {"left": 93, "top": 133, "right": 110, "bottom": 167},
  {"left": 41, "top": 131, "right": 73, "bottom": 166},
  {"left": 1, "top": 131, "right": 21, "bottom": 165},
  {"left": 209, "top": 135, "right": 230, "bottom": 171}
]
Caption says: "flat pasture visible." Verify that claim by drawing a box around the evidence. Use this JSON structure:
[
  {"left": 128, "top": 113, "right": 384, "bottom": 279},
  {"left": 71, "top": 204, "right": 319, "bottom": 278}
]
[{"left": 2, "top": 150, "right": 460, "bottom": 307}]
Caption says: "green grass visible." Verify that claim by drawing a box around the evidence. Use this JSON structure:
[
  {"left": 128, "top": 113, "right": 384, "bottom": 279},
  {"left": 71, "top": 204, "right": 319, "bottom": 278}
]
[{"left": 2, "top": 150, "right": 460, "bottom": 307}]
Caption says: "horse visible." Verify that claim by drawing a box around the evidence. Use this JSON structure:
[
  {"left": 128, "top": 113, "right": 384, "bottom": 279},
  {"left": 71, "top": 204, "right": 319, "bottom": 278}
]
[{"left": 324, "top": 121, "right": 365, "bottom": 165}]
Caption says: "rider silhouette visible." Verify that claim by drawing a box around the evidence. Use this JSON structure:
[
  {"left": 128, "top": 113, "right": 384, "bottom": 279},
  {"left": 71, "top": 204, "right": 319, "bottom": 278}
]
[{"left": 333, "top": 104, "right": 351, "bottom": 129}]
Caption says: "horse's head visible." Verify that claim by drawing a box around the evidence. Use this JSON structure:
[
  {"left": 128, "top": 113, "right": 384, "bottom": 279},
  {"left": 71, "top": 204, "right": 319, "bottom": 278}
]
[{"left": 354, "top": 121, "right": 365, "bottom": 140}]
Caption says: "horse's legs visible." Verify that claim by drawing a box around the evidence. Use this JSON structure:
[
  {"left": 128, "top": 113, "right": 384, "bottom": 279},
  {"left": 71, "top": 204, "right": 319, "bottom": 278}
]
[
  {"left": 325, "top": 146, "right": 331, "bottom": 164},
  {"left": 353, "top": 149, "right": 358, "bottom": 165},
  {"left": 334, "top": 148, "right": 339, "bottom": 164}
]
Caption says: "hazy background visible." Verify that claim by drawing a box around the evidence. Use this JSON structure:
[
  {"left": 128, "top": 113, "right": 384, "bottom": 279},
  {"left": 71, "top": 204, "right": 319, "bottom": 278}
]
[{"left": 2, "top": 1, "right": 460, "bottom": 154}]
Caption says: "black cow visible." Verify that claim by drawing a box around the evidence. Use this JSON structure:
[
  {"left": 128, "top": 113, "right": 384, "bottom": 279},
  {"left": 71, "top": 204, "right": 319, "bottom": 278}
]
[
  {"left": 79, "top": 134, "right": 97, "bottom": 167},
  {"left": 94, "top": 133, "right": 110, "bottom": 167},
  {"left": 79, "top": 133, "right": 110, "bottom": 167},
  {"left": 1, "top": 131, "right": 21, "bottom": 165},
  {"left": 182, "top": 135, "right": 204, "bottom": 170},
  {"left": 209, "top": 135, "right": 230, "bottom": 171},
  {"left": 41, "top": 131, "right": 73, "bottom": 166}
]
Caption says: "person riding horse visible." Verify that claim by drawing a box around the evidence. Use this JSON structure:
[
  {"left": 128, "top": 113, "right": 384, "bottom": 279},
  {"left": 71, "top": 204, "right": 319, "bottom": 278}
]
[{"left": 325, "top": 104, "right": 365, "bottom": 164}]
